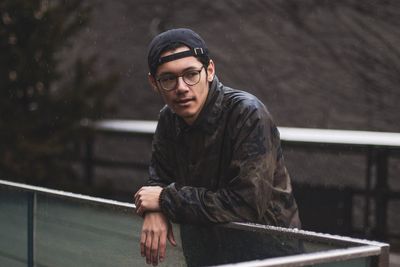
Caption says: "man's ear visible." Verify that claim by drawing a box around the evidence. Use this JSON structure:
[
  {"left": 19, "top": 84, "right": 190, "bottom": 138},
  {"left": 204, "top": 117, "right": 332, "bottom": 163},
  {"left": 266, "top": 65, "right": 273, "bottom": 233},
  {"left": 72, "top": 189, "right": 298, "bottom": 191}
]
[
  {"left": 207, "top": 60, "right": 215, "bottom": 82},
  {"left": 148, "top": 73, "right": 159, "bottom": 93}
]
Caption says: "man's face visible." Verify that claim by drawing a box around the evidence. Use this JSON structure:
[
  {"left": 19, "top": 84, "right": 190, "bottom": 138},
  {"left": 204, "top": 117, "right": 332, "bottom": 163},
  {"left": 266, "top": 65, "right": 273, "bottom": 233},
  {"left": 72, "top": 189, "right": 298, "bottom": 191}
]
[{"left": 150, "top": 46, "right": 215, "bottom": 125}]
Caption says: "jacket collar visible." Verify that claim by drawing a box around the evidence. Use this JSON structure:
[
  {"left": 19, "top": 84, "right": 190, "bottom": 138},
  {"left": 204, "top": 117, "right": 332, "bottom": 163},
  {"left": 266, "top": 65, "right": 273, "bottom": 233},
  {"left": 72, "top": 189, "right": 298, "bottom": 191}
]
[{"left": 174, "top": 76, "right": 224, "bottom": 136}]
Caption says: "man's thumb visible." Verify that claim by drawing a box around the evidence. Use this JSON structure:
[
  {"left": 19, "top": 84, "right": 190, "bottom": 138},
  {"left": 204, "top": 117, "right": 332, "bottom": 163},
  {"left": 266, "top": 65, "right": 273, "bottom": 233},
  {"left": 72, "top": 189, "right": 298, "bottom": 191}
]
[{"left": 167, "top": 226, "right": 177, "bottom": 246}]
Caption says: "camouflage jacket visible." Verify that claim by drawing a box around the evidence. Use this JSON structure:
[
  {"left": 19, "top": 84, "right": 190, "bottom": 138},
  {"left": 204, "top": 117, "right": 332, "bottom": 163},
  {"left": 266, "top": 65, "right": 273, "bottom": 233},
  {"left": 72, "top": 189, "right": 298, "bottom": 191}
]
[{"left": 148, "top": 76, "right": 301, "bottom": 228}]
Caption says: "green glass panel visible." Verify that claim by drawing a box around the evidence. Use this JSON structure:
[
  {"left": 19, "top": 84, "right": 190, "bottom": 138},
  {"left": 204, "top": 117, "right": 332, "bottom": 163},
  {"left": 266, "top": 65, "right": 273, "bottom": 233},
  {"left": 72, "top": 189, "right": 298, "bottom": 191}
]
[
  {"left": 0, "top": 184, "right": 382, "bottom": 267},
  {"left": 177, "top": 225, "right": 357, "bottom": 266},
  {"left": 0, "top": 188, "right": 28, "bottom": 267},
  {"left": 34, "top": 194, "right": 185, "bottom": 267}
]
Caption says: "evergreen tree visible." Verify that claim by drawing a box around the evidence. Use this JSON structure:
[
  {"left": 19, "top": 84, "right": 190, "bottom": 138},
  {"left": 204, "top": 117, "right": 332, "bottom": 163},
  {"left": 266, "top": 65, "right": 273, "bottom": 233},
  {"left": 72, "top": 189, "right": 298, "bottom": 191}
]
[{"left": 0, "top": 0, "right": 118, "bottom": 188}]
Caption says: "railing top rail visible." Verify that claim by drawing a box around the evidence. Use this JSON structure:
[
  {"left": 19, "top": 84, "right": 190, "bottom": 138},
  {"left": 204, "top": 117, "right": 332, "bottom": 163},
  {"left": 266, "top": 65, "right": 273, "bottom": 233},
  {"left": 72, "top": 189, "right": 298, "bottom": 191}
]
[
  {"left": 82, "top": 119, "right": 400, "bottom": 148},
  {"left": 82, "top": 119, "right": 157, "bottom": 135},
  {"left": 279, "top": 127, "right": 400, "bottom": 147},
  {"left": 225, "top": 222, "right": 388, "bottom": 249},
  {"left": 0, "top": 179, "right": 135, "bottom": 209},
  {"left": 216, "top": 245, "right": 381, "bottom": 267}
]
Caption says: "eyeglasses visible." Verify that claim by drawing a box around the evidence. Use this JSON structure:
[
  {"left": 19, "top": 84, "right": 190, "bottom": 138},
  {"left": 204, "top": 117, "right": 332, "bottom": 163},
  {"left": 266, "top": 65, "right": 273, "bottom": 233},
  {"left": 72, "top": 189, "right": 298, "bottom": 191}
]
[{"left": 156, "top": 66, "right": 204, "bottom": 91}]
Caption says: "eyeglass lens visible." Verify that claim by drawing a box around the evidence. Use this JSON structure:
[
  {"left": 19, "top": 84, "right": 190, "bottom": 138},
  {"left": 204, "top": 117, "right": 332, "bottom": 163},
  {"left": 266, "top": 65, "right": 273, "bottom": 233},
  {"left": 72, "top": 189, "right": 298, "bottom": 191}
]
[{"left": 159, "top": 67, "right": 203, "bottom": 91}]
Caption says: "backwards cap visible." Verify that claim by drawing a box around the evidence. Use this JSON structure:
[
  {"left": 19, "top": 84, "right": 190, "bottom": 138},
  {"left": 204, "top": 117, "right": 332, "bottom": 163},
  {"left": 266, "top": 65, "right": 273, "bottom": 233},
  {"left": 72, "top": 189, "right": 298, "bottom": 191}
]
[{"left": 147, "top": 28, "right": 209, "bottom": 76}]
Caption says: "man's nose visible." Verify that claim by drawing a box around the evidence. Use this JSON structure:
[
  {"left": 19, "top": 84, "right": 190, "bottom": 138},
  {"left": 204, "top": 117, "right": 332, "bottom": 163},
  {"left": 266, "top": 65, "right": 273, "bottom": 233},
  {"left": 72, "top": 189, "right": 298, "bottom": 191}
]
[{"left": 175, "top": 76, "right": 189, "bottom": 93}]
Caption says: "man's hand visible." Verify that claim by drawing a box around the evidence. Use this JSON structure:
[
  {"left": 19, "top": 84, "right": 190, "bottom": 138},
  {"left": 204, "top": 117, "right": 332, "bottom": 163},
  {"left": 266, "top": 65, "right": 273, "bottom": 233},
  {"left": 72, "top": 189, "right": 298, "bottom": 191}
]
[
  {"left": 134, "top": 186, "right": 163, "bottom": 216},
  {"left": 140, "top": 212, "right": 177, "bottom": 266}
]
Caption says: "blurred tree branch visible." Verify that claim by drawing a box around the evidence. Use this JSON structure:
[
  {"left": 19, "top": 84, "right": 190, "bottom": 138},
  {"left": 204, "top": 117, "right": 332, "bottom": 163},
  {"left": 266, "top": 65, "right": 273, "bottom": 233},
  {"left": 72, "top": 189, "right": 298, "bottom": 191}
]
[{"left": 0, "top": 0, "right": 119, "bottom": 188}]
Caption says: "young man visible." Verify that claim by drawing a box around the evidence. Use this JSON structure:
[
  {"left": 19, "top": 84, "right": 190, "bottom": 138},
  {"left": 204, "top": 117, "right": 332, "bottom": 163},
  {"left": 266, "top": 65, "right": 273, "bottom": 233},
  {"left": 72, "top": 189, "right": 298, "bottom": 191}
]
[{"left": 134, "top": 28, "right": 301, "bottom": 266}]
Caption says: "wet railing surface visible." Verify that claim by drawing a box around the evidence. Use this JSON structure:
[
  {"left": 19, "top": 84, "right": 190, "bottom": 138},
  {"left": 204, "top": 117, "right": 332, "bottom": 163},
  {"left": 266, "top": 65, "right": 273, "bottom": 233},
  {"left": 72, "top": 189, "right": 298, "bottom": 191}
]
[
  {"left": 0, "top": 179, "right": 389, "bottom": 267},
  {"left": 81, "top": 119, "right": 400, "bottom": 241}
]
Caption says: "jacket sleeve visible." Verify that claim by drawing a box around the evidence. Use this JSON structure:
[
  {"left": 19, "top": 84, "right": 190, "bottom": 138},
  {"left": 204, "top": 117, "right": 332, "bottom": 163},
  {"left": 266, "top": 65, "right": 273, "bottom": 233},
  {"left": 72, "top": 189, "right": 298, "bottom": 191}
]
[
  {"left": 147, "top": 115, "right": 175, "bottom": 187},
  {"left": 159, "top": 100, "right": 281, "bottom": 224}
]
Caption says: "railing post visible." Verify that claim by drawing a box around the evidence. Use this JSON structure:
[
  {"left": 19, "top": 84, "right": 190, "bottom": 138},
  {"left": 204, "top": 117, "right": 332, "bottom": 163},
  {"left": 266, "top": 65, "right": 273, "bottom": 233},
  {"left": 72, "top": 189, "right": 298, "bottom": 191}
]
[
  {"left": 374, "top": 148, "right": 389, "bottom": 241},
  {"left": 377, "top": 244, "right": 390, "bottom": 267},
  {"left": 365, "top": 149, "right": 374, "bottom": 237},
  {"left": 84, "top": 135, "right": 95, "bottom": 186},
  {"left": 27, "top": 191, "right": 35, "bottom": 267}
]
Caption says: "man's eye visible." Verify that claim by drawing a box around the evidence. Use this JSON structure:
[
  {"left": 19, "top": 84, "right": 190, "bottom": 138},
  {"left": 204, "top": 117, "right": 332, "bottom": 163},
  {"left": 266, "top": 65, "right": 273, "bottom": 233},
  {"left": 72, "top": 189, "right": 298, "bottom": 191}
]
[
  {"left": 185, "top": 71, "right": 198, "bottom": 78},
  {"left": 160, "top": 76, "right": 175, "bottom": 82}
]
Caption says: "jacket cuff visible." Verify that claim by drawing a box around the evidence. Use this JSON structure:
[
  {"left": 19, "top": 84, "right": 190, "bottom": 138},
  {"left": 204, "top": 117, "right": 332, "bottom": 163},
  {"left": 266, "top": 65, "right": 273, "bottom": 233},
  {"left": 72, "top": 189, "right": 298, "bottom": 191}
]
[
  {"left": 158, "top": 183, "right": 179, "bottom": 222},
  {"left": 158, "top": 187, "right": 167, "bottom": 211}
]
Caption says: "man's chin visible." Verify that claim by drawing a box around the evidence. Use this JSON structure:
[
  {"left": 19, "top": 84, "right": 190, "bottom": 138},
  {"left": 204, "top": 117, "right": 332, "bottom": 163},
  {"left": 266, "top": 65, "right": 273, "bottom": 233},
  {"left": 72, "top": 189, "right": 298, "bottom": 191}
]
[
  {"left": 173, "top": 107, "right": 193, "bottom": 117},
  {"left": 177, "top": 112, "right": 197, "bottom": 124}
]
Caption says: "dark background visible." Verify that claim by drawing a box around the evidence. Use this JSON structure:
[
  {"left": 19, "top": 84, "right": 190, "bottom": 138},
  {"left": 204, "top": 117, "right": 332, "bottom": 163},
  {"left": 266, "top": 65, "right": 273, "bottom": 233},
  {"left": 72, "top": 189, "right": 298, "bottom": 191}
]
[
  {"left": 77, "top": 0, "right": 400, "bottom": 242},
  {"left": 2, "top": 0, "right": 400, "bottom": 249}
]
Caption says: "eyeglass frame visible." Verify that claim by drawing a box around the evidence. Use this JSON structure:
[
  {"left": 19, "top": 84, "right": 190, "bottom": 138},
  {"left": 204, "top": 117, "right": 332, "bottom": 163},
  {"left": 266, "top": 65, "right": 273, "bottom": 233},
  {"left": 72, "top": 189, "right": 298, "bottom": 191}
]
[{"left": 156, "top": 66, "right": 205, "bottom": 91}]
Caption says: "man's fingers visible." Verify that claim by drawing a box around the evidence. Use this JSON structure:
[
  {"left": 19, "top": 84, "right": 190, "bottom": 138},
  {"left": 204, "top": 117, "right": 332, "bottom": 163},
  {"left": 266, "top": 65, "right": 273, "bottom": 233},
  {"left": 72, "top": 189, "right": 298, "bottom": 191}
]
[
  {"left": 140, "top": 231, "right": 147, "bottom": 257},
  {"left": 135, "top": 200, "right": 142, "bottom": 212},
  {"left": 158, "top": 231, "right": 167, "bottom": 263},
  {"left": 167, "top": 223, "right": 177, "bottom": 246},
  {"left": 145, "top": 231, "right": 152, "bottom": 264},
  {"left": 136, "top": 206, "right": 141, "bottom": 216},
  {"left": 136, "top": 203, "right": 146, "bottom": 217},
  {"left": 151, "top": 231, "right": 160, "bottom": 266},
  {"left": 140, "top": 212, "right": 171, "bottom": 265},
  {"left": 134, "top": 187, "right": 147, "bottom": 204},
  {"left": 135, "top": 186, "right": 163, "bottom": 214},
  {"left": 134, "top": 188, "right": 142, "bottom": 201}
]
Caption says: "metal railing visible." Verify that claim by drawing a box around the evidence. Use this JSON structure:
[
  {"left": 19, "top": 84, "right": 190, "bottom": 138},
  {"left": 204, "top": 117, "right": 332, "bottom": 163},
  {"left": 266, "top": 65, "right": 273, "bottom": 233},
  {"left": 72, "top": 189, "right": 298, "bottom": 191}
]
[
  {"left": 80, "top": 119, "right": 400, "bottom": 241},
  {"left": 0, "top": 179, "right": 390, "bottom": 267}
]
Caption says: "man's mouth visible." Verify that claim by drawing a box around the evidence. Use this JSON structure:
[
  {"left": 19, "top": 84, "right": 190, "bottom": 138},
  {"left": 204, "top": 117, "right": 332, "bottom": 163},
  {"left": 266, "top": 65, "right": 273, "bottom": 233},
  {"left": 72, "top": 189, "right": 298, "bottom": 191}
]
[{"left": 175, "top": 98, "right": 194, "bottom": 106}]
